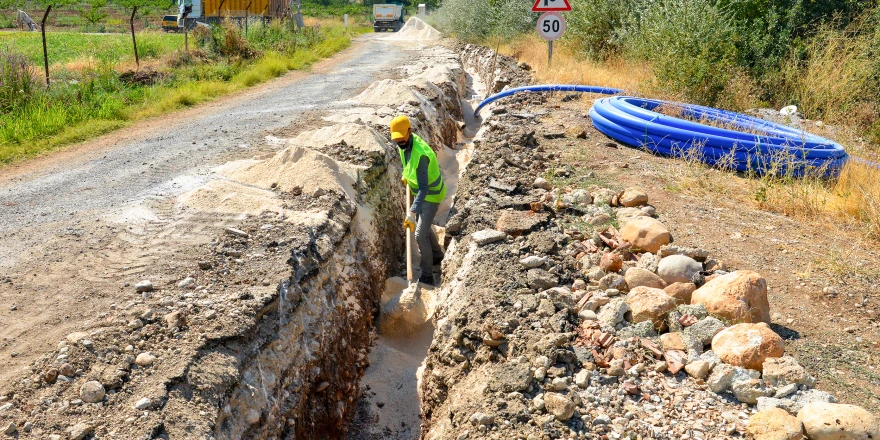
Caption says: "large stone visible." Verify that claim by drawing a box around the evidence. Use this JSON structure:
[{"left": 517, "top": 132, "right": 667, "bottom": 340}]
[
  {"left": 473, "top": 229, "right": 508, "bottom": 246},
  {"left": 527, "top": 269, "right": 559, "bottom": 290},
  {"left": 657, "top": 255, "right": 702, "bottom": 285},
  {"left": 762, "top": 356, "right": 816, "bottom": 388},
  {"left": 618, "top": 187, "right": 649, "bottom": 207},
  {"left": 600, "top": 252, "right": 623, "bottom": 273},
  {"left": 135, "top": 352, "right": 157, "bottom": 367},
  {"left": 598, "top": 273, "right": 627, "bottom": 291},
  {"left": 712, "top": 323, "right": 784, "bottom": 371},
  {"left": 543, "top": 392, "right": 575, "bottom": 421},
  {"left": 79, "top": 381, "right": 105, "bottom": 403},
  {"left": 619, "top": 217, "right": 671, "bottom": 253},
  {"left": 625, "top": 267, "right": 667, "bottom": 289},
  {"left": 691, "top": 270, "right": 771, "bottom": 324},
  {"left": 747, "top": 408, "right": 804, "bottom": 440},
  {"left": 707, "top": 364, "right": 737, "bottom": 393},
  {"left": 626, "top": 286, "right": 677, "bottom": 331},
  {"left": 495, "top": 211, "right": 549, "bottom": 236},
  {"left": 798, "top": 402, "right": 879, "bottom": 440},
  {"left": 597, "top": 299, "right": 630, "bottom": 329},
  {"left": 664, "top": 282, "right": 697, "bottom": 305},
  {"left": 733, "top": 378, "right": 773, "bottom": 404},
  {"left": 660, "top": 332, "right": 701, "bottom": 352},
  {"left": 684, "top": 316, "right": 726, "bottom": 346},
  {"left": 69, "top": 423, "right": 93, "bottom": 440},
  {"left": 685, "top": 360, "right": 710, "bottom": 379}
]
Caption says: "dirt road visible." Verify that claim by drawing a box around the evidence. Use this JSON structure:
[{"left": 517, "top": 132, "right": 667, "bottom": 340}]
[{"left": 0, "top": 34, "right": 407, "bottom": 390}]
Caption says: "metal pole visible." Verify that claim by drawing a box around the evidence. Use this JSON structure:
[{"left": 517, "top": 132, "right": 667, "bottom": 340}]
[
  {"left": 41, "top": 6, "right": 51, "bottom": 88},
  {"left": 245, "top": 1, "right": 251, "bottom": 35},
  {"left": 548, "top": 40, "right": 553, "bottom": 68},
  {"left": 185, "top": 26, "right": 189, "bottom": 52},
  {"left": 130, "top": 6, "right": 139, "bottom": 69},
  {"left": 218, "top": 0, "right": 225, "bottom": 19}
]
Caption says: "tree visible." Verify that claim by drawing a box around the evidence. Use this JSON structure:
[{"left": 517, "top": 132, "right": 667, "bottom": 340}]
[{"left": 78, "top": 0, "right": 109, "bottom": 27}]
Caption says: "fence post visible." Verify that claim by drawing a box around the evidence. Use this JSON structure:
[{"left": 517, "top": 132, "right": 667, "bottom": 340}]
[
  {"left": 245, "top": 1, "right": 252, "bottom": 35},
  {"left": 41, "top": 6, "right": 51, "bottom": 88},
  {"left": 130, "top": 6, "right": 139, "bottom": 69},
  {"left": 218, "top": 0, "right": 225, "bottom": 19}
]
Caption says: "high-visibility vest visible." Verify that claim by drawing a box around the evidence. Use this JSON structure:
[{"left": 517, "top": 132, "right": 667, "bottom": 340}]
[{"left": 398, "top": 134, "right": 446, "bottom": 204}]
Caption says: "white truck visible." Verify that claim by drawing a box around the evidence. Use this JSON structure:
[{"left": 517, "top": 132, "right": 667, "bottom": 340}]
[{"left": 373, "top": 3, "right": 405, "bottom": 32}]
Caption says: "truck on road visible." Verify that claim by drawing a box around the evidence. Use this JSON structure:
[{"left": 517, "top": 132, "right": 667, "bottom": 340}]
[
  {"left": 177, "top": 0, "right": 284, "bottom": 28},
  {"left": 373, "top": 2, "right": 405, "bottom": 32}
]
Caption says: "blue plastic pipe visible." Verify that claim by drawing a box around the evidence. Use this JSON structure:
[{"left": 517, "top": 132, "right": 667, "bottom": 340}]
[{"left": 473, "top": 84, "right": 852, "bottom": 176}]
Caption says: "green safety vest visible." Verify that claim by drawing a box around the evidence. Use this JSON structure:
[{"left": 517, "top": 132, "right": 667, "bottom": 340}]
[{"left": 398, "top": 134, "right": 446, "bottom": 204}]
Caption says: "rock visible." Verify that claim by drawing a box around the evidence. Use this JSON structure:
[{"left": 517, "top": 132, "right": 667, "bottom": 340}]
[
  {"left": 588, "top": 213, "right": 611, "bottom": 226},
  {"left": 684, "top": 316, "right": 726, "bottom": 345},
  {"left": 527, "top": 269, "right": 558, "bottom": 290},
  {"left": 473, "top": 229, "right": 508, "bottom": 246},
  {"left": 761, "top": 390, "right": 839, "bottom": 414},
  {"left": 657, "top": 255, "right": 702, "bottom": 285},
  {"left": 578, "top": 310, "right": 597, "bottom": 321},
  {"left": 626, "top": 286, "right": 677, "bottom": 331},
  {"left": 134, "top": 397, "right": 152, "bottom": 410},
  {"left": 707, "top": 364, "right": 736, "bottom": 393},
  {"left": 135, "top": 352, "right": 157, "bottom": 367},
  {"left": 178, "top": 277, "right": 196, "bottom": 289},
  {"left": 733, "top": 377, "right": 773, "bottom": 404},
  {"left": 747, "top": 407, "right": 804, "bottom": 440},
  {"left": 600, "top": 253, "right": 623, "bottom": 273},
  {"left": 469, "top": 412, "right": 495, "bottom": 426},
  {"left": 617, "top": 321, "right": 657, "bottom": 338},
  {"left": 3, "top": 422, "right": 16, "bottom": 435},
  {"left": 533, "top": 177, "right": 551, "bottom": 190},
  {"left": 164, "top": 311, "right": 186, "bottom": 329},
  {"left": 664, "top": 282, "right": 697, "bottom": 304},
  {"left": 593, "top": 414, "right": 612, "bottom": 426},
  {"left": 496, "top": 211, "right": 548, "bottom": 235},
  {"left": 691, "top": 270, "right": 771, "bottom": 324},
  {"left": 79, "top": 381, "right": 105, "bottom": 403},
  {"left": 598, "top": 273, "right": 627, "bottom": 291},
  {"left": 619, "top": 217, "right": 671, "bottom": 253},
  {"left": 616, "top": 207, "right": 651, "bottom": 222},
  {"left": 618, "top": 187, "right": 648, "bottom": 207},
  {"left": 775, "top": 383, "right": 800, "bottom": 398},
  {"left": 597, "top": 299, "right": 630, "bottom": 328},
  {"left": 570, "top": 189, "right": 592, "bottom": 205},
  {"left": 762, "top": 356, "right": 816, "bottom": 388},
  {"left": 658, "top": 244, "right": 710, "bottom": 261},
  {"left": 798, "top": 402, "right": 879, "bottom": 440},
  {"left": 520, "top": 256, "right": 548, "bottom": 269},
  {"left": 660, "top": 332, "right": 701, "bottom": 352},
  {"left": 198, "top": 261, "right": 213, "bottom": 270},
  {"left": 685, "top": 360, "right": 710, "bottom": 379},
  {"left": 135, "top": 280, "right": 153, "bottom": 293},
  {"left": 624, "top": 267, "right": 667, "bottom": 289},
  {"left": 758, "top": 397, "right": 800, "bottom": 414},
  {"left": 225, "top": 227, "right": 249, "bottom": 238},
  {"left": 59, "top": 363, "right": 75, "bottom": 377},
  {"left": 607, "top": 359, "right": 625, "bottom": 376},
  {"left": 543, "top": 392, "right": 575, "bottom": 421},
  {"left": 66, "top": 332, "right": 89, "bottom": 343},
  {"left": 69, "top": 422, "right": 92, "bottom": 440},
  {"left": 636, "top": 252, "right": 660, "bottom": 272},
  {"left": 663, "top": 350, "right": 688, "bottom": 374},
  {"left": 44, "top": 368, "right": 59, "bottom": 383},
  {"left": 574, "top": 370, "right": 590, "bottom": 388},
  {"left": 712, "top": 322, "right": 785, "bottom": 370},
  {"left": 128, "top": 318, "right": 144, "bottom": 330}
]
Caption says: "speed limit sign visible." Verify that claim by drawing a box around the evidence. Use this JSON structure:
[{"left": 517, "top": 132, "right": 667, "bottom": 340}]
[{"left": 537, "top": 12, "right": 565, "bottom": 41}]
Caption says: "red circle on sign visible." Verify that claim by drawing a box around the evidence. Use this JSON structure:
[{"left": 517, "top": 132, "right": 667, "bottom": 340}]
[{"left": 537, "top": 12, "right": 565, "bottom": 41}]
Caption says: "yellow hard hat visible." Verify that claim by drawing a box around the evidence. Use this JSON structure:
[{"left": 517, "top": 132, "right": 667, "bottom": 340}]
[{"left": 390, "top": 115, "right": 411, "bottom": 141}]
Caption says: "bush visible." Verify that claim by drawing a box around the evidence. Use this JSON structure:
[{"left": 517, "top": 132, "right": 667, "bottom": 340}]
[
  {"left": 435, "top": 0, "right": 533, "bottom": 42},
  {"left": 564, "top": 0, "right": 643, "bottom": 59},
  {"left": 0, "top": 46, "right": 38, "bottom": 113}
]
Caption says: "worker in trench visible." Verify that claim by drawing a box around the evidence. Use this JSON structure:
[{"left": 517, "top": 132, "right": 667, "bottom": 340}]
[{"left": 391, "top": 115, "right": 446, "bottom": 286}]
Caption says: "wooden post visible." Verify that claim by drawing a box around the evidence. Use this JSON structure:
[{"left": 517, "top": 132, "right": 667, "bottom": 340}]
[
  {"left": 218, "top": 0, "right": 225, "bottom": 19},
  {"left": 184, "top": 26, "right": 189, "bottom": 52},
  {"left": 41, "top": 6, "right": 51, "bottom": 88},
  {"left": 245, "top": 1, "right": 251, "bottom": 35},
  {"left": 548, "top": 40, "right": 553, "bottom": 68},
  {"left": 130, "top": 6, "right": 139, "bottom": 69}
]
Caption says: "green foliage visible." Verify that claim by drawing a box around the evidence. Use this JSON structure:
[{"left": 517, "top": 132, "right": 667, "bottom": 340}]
[
  {"left": 435, "top": 0, "right": 533, "bottom": 42},
  {"left": 78, "top": 0, "right": 109, "bottom": 25}
]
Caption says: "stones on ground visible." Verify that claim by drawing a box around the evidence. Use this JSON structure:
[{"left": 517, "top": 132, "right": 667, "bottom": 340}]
[
  {"left": 79, "top": 380, "right": 105, "bottom": 403},
  {"left": 732, "top": 377, "right": 773, "bottom": 404},
  {"left": 619, "top": 217, "right": 671, "bottom": 253},
  {"left": 762, "top": 355, "right": 816, "bottom": 388},
  {"left": 495, "top": 210, "right": 548, "bottom": 235},
  {"left": 135, "top": 352, "right": 157, "bottom": 367},
  {"left": 747, "top": 407, "right": 804, "bottom": 440},
  {"left": 626, "top": 286, "right": 677, "bottom": 330},
  {"left": 3, "top": 422, "right": 15, "bottom": 435},
  {"left": 135, "top": 397, "right": 152, "bottom": 410},
  {"left": 578, "top": 309, "right": 597, "bottom": 321},
  {"left": 135, "top": 280, "right": 153, "bottom": 293},
  {"left": 798, "top": 402, "right": 879, "bottom": 440},
  {"left": 44, "top": 368, "right": 59, "bottom": 383},
  {"left": 519, "top": 255, "right": 547, "bottom": 269},
  {"left": 469, "top": 412, "right": 494, "bottom": 426},
  {"left": 624, "top": 267, "right": 666, "bottom": 289},
  {"left": 597, "top": 299, "right": 630, "bottom": 328},
  {"left": 68, "top": 423, "right": 92, "bottom": 440},
  {"left": 224, "top": 227, "right": 249, "bottom": 238},
  {"left": 198, "top": 261, "right": 213, "bottom": 270},
  {"left": 684, "top": 316, "right": 726, "bottom": 345},
  {"left": 598, "top": 273, "right": 627, "bottom": 291},
  {"left": 533, "top": 177, "right": 551, "bottom": 190},
  {"left": 178, "top": 277, "right": 196, "bottom": 289},
  {"left": 543, "top": 393, "right": 575, "bottom": 421},
  {"left": 59, "top": 363, "right": 75, "bottom": 377},
  {"left": 527, "top": 269, "right": 558, "bottom": 290},
  {"left": 164, "top": 311, "right": 186, "bottom": 329},
  {"left": 617, "top": 321, "right": 657, "bottom": 338},
  {"left": 660, "top": 332, "right": 701, "bottom": 352},
  {"left": 66, "top": 332, "right": 89, "bottom": 343},
  {"left": 472, "top": 229, "right": 507, "bottom": 246},
  {"left": 618, "top": 187, "right": 648, "bottom": 207},
  {"left": 574, "top": 370, "right": 590, "bottom": 388},
  {"left": 685, "top": 360, "right": 710, "bottom": 379},
  {"left": 600, "top": 252, "right": 622, "bottom": 273},
  {"left": 657, "top": 255, "right": 702, "bottom": 285},
  {"left": 691, "top": 270, "right": 772, "bottom": 324},
  {"left": 663, "top": 350, "right": 688, "bottom": 374},
  {"left": 664, "top": 282, "right": 697, "bottom": 304},
  {"left": 707, "top": 364, "right": 737, "bottom": 393},
  {"left": 712, "top": 322, "right": 784, "bottom": 370}
]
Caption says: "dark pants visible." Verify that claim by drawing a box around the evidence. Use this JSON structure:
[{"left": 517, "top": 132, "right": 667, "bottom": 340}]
[{"left": 415, "top": 201, "right": 443, "bottom": 281}]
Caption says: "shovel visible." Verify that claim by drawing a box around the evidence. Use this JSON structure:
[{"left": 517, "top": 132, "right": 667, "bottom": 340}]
[{"left": 406, "top": 189, "right": 414, "bottom": 284}]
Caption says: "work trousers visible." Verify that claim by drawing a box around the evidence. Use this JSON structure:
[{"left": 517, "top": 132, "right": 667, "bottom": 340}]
[{"left": 414, "top": 200, "right": 443, "bottom": 282}]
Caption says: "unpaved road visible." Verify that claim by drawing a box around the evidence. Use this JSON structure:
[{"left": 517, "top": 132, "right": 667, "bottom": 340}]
[{"left": 0, "top": 34, "right": 408, "bottom": 389}]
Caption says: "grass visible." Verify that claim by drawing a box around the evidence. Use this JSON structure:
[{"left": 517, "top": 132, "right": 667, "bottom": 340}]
[
  {"left": 0, "top": 23, "right": 365, "bottom": 165},
  {"left": 0, "top": 31, "right": 183, "bottom": 67}
]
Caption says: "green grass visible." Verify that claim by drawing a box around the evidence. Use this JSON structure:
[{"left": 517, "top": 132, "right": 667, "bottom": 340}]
[
  {"left": 0, "top": 31, "right": 183, "bottom": 66},
  {"left": 0, "top": 25, "right": 363, "bottom": 165}
]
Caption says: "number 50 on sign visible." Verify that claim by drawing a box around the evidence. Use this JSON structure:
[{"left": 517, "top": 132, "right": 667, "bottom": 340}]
[{"left": 537, "top": 12, "right": 565, "bottom": 41}]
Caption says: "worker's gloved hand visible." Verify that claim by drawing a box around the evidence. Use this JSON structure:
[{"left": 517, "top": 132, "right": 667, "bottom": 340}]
[
  {"left": 403, "top": 212, "right": 416, "bottom": 231},
  {"left": 400, "top": 177, "right": 407, "bottom": 186}
]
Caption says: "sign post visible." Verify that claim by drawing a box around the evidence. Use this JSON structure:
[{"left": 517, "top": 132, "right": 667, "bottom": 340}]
[
  {"left": 536, "top": 12, "right": 565, "bottom": 67},
  {"left": 532, "top": 0, "right": 569, "bottom": 68}
]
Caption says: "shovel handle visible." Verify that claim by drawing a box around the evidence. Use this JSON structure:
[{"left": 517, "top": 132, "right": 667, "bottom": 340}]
[{"left": 406, "top": 189, "right": 413, "bottom": 283}]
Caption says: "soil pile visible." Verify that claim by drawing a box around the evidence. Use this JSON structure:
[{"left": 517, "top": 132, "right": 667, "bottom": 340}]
[{"left": 385, "top": 17, "right": 442, "bottom": 41}]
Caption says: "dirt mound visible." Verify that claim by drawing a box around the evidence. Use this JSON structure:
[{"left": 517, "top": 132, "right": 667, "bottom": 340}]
[
  {"left": 385, "top": 17, "right": 442, "bottom": 41},
  {"left": 355, "top": 78, "right": 417, "bottom": 105}
]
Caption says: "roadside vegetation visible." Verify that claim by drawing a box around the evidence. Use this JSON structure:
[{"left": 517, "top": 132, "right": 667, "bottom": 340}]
[
  {"left": 435, "top": 0, "right": 880, "bottom": 243},
  {"left": 0, "top": 16, "right": 367, "bottom": 165}
]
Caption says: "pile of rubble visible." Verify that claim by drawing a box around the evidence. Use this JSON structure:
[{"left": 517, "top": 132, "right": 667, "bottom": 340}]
[{"left": 419, "top": 89, "right": 879, "bottom": 439}]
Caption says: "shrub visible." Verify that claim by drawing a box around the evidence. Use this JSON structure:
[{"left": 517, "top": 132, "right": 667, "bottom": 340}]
[
  {"left": 564, "top": 0, "right": 644, "bottom": 59},
  {"left": 435, "top": 0, "right": 533, "bottom": 42},
  {"left": 0, "top": 46, "right": 38, "bottom": 113}
]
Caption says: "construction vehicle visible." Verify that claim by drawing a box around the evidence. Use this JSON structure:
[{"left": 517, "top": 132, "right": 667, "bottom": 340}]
[
  {"left": 373, "top": 2, "right": 405, "bottom": 32},
  {"left": 177, "top": 0, "right": 286, "bottom": 28},
  {"left": 161, "top": 15, "right": 180, "bottom": 31}
]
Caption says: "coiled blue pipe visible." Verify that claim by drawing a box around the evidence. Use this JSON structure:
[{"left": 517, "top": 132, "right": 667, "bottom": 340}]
[{"left": 474, "top": 85, "right": 851, "bottom": 176}]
